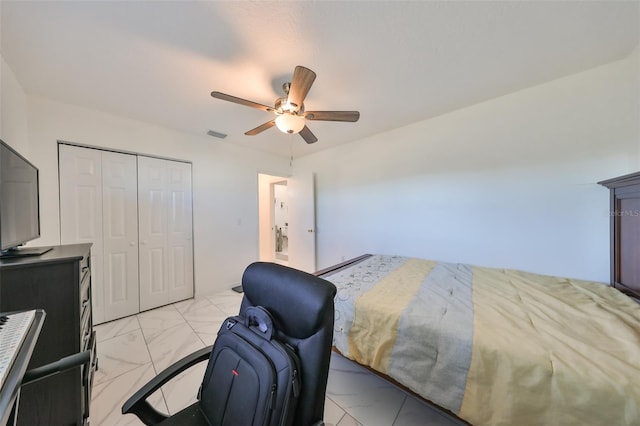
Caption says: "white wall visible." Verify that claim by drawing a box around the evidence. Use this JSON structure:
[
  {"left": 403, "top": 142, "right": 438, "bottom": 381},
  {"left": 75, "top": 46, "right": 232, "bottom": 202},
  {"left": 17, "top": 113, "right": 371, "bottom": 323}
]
[
  {"left": 0, "top": 55, "right": 29, "bottom": 153},
  {"left": 295, "top": 49, "right": 640, "bottom": 283},
  {"left": 26, "top": 96, "right": 290, "bottom": 295}
]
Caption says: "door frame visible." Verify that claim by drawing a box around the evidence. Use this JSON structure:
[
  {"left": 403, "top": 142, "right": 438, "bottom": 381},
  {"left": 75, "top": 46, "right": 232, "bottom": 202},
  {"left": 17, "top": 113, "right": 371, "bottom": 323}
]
[{"left": 257, "top": 172, "right": 316, "bottom": 272}]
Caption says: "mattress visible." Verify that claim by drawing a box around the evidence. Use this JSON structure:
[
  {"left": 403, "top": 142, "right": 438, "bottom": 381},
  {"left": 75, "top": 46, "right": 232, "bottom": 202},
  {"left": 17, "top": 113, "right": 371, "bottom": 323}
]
[{"left": 323, "top": 255, "right": 640, "bottom": 425}]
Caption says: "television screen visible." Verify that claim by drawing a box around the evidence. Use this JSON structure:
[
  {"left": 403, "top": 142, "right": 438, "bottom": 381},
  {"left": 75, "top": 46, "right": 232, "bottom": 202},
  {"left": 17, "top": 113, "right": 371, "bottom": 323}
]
[{"left": 0, "top": 139, "right": 41, "bottom": 252}]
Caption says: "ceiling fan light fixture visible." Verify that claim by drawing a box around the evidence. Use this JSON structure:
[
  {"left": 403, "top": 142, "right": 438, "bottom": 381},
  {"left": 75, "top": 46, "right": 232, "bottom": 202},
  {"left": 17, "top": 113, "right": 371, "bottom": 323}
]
[{"left": 275, "top": 113, "right": 305, "bottom": 134}]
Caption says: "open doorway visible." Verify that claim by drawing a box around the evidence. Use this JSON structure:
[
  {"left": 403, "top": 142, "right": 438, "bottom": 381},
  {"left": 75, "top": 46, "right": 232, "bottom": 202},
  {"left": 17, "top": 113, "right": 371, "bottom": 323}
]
[
  {"left": 258, "top": 172, "right": 316, "bottom": 272},
  {"left": 273, "top": 181, "right": 289, "bottom": 262},
  {"left": 258, "top": 173, "right": 289, "bottom": 266}
]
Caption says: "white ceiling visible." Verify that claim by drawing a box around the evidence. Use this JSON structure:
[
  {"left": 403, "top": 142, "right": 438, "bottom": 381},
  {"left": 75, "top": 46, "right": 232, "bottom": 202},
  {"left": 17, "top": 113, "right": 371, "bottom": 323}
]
[{"left": 1, "top": 1, "right": 638, "bottom": 159}]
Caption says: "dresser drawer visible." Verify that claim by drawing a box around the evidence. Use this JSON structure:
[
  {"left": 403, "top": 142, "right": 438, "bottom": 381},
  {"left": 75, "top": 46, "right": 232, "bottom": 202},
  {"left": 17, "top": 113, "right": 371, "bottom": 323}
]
[
  {"left": 80, "top": 270, "right": 91, "bottom": 318},
  {"left": 79, "top": 253, "right": 90, "bottom": 283},
  {"left": 81, "top": 306, "right": 92, "bottom": 350},
  {"left": 82, "top": 331, "right": 97, "bottom": 420}
]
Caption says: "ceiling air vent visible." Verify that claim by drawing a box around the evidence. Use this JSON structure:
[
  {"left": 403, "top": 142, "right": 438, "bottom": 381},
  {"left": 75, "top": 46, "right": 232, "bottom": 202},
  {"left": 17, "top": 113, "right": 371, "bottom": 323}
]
[{"left": 207, "top": 130, "right": 227, "bottom": 139}]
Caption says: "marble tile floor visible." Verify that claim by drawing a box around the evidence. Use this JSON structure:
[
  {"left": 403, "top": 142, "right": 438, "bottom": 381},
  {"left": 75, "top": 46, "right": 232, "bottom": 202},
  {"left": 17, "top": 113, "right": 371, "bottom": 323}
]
[{"left": 91, "top": 290, "right": 465, "bottom": 426}]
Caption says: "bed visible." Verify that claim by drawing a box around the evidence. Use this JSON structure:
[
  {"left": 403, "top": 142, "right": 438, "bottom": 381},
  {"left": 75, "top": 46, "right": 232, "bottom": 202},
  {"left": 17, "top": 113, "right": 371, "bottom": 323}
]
[{"left": 317, "top": 254, "right": 640, "bottom": 426}]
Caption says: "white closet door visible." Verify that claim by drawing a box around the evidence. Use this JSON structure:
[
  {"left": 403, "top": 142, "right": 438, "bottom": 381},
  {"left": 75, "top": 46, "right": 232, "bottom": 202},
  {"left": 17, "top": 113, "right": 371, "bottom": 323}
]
[
  {"left": 59, "top": 145, "right": 105, "bottom": 323},
  {"left": 60, "top": 145, "right": 140, "bottom": 323},
  {"left": 166, "top": 161, "right": 193, "bottom": 303},
  {"left": 138, "top": 156, "right": 193, "bottom": 310},
  {"left": 101, "top": 151, "right": 140, "bottom": 321},
  {"left": 138, "top": 156, "right": 168, "bottom": 310}
]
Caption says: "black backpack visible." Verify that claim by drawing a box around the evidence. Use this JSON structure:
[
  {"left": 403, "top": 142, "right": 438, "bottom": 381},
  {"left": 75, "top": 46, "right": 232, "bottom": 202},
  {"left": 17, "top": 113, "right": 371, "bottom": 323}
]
[{"left": 198, "top": 306, "right": 301, "bottom": 426}]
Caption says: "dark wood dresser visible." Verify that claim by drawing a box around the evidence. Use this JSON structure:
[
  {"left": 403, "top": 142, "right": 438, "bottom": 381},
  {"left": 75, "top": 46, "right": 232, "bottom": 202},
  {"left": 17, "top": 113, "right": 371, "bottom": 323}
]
[
  {"left": 599, "top": 172, "right": 640, "bottom": 299},
  {"left": 0, "top": 244, "right": 97, "bottom": 425}
]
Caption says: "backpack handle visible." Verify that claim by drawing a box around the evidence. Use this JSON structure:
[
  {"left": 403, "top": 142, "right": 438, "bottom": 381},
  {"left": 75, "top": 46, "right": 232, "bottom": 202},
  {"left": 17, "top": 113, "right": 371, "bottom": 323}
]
[{"left": 245, "top": 306, "right": 274, "bottom": 340}]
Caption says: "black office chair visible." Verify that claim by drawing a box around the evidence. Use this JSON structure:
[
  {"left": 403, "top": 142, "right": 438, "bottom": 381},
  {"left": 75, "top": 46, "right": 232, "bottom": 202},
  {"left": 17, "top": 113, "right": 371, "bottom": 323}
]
[{"left": 122, "top": 262, "right": 337, "bottom": 426}]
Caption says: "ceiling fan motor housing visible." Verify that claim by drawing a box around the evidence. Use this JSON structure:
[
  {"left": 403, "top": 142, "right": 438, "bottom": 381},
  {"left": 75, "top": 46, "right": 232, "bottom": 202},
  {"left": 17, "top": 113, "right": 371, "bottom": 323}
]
[{"left": 275, "top": 96, "right": 304, "bottom": 115}]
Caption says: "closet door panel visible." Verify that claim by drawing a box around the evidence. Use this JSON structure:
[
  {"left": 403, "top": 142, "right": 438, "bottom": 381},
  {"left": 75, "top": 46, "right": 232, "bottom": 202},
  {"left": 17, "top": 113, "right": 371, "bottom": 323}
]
[
  {"left": 102, "top": 151, "right": 139, "bottom": 321},
  {"left": 138, "top": 156, "right": 169, "bottom": 310},
  {"left": 167, "top": 161, "right": 194, "bottom": 302},
  {"left": 59, "top": 145, "right": 105, "bottom": 323}
]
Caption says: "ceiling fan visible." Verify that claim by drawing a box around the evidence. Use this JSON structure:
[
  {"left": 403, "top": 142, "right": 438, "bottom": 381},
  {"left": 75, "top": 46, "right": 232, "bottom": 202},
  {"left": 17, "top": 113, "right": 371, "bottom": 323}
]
[{"left": 210, "top": 66, "right": 360, "bottom": 144}]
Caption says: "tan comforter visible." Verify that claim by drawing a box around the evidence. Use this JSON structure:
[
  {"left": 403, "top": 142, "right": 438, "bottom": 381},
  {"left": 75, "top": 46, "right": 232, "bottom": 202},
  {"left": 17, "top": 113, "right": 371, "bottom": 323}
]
[{"left": 325, "top": 255, "right": 640, "bottom": 425}]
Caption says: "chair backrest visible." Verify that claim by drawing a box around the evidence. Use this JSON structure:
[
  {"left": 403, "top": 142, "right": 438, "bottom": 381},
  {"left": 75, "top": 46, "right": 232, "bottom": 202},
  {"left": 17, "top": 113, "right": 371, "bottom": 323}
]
[{"left": 240, "top": 262, "right": 337, "bottom": 426}]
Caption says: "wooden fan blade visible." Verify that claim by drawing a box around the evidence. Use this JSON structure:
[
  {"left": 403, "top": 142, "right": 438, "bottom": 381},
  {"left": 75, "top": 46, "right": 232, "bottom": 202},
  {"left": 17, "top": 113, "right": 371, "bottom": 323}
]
[
  {"left": 299, "top": 126, "right": 318, "bottom": 144},
  {"left": 211, "top": 91, "right": 274, "bottom": 112},
  {"left": 287, "top": 66, "right": 316, "bottom": 110},
  {"left": 245, "top": 120, "right": 276, "bottom": 136},
  {"left": 304, "top": 111, "right": 360, "bottom": 122}
]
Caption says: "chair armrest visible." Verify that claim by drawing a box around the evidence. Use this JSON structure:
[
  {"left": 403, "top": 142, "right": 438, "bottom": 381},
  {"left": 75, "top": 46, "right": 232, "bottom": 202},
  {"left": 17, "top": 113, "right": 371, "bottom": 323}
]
[
  {"left": 122, "top": 345, "right": 213, "bottom": 425},
  {"left": 22, "top": 351, "right": 90, "bottom": 385}
]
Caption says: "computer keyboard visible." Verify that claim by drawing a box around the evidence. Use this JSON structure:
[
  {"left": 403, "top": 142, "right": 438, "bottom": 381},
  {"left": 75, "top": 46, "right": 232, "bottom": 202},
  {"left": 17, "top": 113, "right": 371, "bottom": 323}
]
[{"left": 0, "top": 310, "right": 36, "bottom": 390}]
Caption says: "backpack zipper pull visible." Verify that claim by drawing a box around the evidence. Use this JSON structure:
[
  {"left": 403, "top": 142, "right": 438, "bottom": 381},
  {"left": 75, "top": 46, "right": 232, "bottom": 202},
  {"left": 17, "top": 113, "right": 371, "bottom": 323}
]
[
  {"left": 292, "top": 369, "right": 300, "bottom": 398},
  {"left": 270, "top": 384, "right": 277, "bottom": 409}
]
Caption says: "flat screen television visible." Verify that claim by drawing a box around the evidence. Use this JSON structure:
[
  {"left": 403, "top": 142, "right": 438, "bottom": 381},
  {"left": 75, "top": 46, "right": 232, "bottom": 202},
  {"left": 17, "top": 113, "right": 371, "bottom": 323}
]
[{"left": 0, "top": 139, "right": 50, "bottom": 258}]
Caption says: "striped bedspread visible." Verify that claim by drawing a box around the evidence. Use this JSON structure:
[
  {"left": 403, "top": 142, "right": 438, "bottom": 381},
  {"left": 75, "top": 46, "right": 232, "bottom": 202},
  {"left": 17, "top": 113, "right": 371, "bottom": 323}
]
[{"left": 324, "top": 255, "right": 640, "bottom": 426}]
